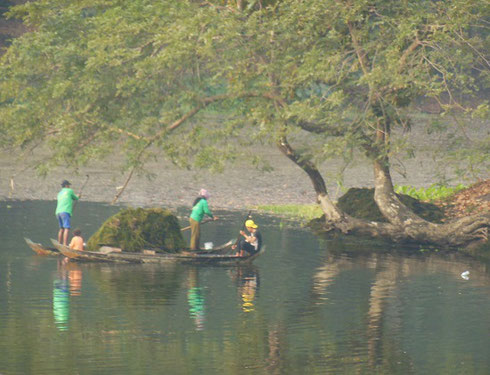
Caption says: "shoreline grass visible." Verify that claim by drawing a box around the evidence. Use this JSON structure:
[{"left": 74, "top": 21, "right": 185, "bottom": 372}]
[
  {"left": 254, "top": 204, "right": 323, "bottom": 223},
  {"left": 255, "top": 183, "right": 469, "bottom": 223}
]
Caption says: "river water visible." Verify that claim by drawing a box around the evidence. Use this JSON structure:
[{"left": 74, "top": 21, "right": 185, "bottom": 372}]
[{"left": 1, "top": 200, "right": 489, "bottom": 374}]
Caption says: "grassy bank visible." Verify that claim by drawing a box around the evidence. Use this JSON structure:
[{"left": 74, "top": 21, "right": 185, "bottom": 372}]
[{"left": 254, "top": 204, "right": 323, "bottom": 224}]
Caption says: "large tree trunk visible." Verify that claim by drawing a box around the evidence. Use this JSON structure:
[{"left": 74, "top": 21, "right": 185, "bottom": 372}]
[
  {"left": 277, "top": 137, "right": 405, "bottom": 239},
  {"left": 278, "top": 135, "right": 489, "bottom": 248},
  {"left": 373, "top": 158, "right": 489, "bottom": 247}
]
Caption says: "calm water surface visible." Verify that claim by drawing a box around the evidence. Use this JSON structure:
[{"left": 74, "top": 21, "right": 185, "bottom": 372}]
[{"left": 1, "top": 201, "right": 489, "bottom": 375}]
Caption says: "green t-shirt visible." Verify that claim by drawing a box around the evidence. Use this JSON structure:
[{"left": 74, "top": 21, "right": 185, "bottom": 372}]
[
  {"left": 55, "top": 188, "right": 79, "bottom": 215},
  {"left": 190, "top": 198, "right": 213, "bottom": 222}
]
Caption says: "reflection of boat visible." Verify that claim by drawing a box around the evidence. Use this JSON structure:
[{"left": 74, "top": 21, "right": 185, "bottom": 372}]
[
  {"left": 25, "top": 238, "right": 61, "bottom": 256},
  {"left": 51, "top": 239, "right": 263, "bottom": 265}
]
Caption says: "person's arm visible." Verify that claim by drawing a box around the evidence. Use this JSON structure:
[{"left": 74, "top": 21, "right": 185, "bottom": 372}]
[
  {"left": 70, "top": 189, "right": 79, "bottom": 200},
  {"left": 239, "top": 231, "right": 257, "bottom": 245}
]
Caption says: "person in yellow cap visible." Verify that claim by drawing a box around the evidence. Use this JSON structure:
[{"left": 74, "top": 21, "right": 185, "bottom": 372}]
[{"left": 234, "top": 219, "right": 262, "bottom": 257}]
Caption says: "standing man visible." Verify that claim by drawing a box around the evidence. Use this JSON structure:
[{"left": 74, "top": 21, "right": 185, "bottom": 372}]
[{"left": 56, "top": 180, "right": 79, "bottom": 246}]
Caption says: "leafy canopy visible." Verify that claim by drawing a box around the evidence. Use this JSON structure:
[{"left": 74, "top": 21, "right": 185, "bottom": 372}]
[{"left": 0, "top": 0, "right": 488, "bottom": 179}]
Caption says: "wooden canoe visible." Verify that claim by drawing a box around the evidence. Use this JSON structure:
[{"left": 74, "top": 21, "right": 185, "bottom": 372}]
[
  {"left": 50, "top": 239, "right": 263, "bottom": 265},
  {"left": 25, "top": 238, "right": 61, "bottom": 256}
]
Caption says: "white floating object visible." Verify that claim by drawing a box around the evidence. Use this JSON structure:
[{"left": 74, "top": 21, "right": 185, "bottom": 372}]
[
  {"left": 461, "top": 271, "right": 470, "bottom": 280},
  {"left": 204, "top": 242, "right": 214, "bottom": 250}
]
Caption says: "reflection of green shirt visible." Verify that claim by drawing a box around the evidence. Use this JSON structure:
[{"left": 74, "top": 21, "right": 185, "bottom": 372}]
[
  {"left": 55, "top": 188, "right": 79, "bottom": 215},
  {"left": 53, "top": 279, "right": 70, "bottom": 331},
  {"left": 190, "top": 199, "right": 213, "bottom": 222}
]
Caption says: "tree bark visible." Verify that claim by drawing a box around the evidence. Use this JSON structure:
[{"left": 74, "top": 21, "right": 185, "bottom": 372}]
[
  {"left": 373, "top": 158, "right": 489, "bottom": 246},
  {"left": 278, "top": 134, "right": 489, "bottom": 248}
]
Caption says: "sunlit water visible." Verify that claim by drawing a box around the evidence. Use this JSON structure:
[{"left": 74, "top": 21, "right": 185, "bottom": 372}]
[{"left": 1, "top": 201, "right": 489, "bottom": 374}]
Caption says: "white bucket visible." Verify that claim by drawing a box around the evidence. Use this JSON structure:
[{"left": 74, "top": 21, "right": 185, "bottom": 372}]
[{"left": 204, "top": 242, "right": 214, "bottom": 250}]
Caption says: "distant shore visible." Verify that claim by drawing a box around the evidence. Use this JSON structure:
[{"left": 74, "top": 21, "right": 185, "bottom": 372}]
[{"left": 0, "top": 143, "right": 473, "bottom": 210}]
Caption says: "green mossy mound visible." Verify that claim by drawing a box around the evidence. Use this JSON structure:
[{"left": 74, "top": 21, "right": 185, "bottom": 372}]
[
  {"left": 337, "top": 188, "right": 445, "bottom": 223},
  {"left": 308, "top": 188, "right": 445, "bottom": 232},
  {"left": 87, "top": 207, "right": 186, "bottom": 252}
]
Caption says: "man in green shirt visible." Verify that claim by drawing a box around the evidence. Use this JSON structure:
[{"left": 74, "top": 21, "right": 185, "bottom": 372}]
[
  {"left": 189, "top": 189, "right": 218, "bottom": 250},
  {"left": 55, "top": 180, "right": 80, "bottom": 245}
]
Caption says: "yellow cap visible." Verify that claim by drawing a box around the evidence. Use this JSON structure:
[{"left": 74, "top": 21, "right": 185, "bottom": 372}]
[{"left": 245, "top": 219, "right": 258, "bottom": 229}]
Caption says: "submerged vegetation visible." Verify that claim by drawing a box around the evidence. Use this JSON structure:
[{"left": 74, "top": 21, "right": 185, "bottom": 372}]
[{"left": 87, "top": 207, "right": 186, "bottom": 252}]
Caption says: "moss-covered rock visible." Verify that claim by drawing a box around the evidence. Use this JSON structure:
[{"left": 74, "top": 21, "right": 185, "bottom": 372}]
[
  {"left": 337, "top": 188, "right": 445, "bottom": 223},
  {"left": 87, "top": 207, "right": 186, "bottom": 252},
  {"left": 308, "top": 187, "right": 445, "bottom": 230}
]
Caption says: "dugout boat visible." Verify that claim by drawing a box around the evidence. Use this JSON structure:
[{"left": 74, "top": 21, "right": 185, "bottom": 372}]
[
  {"left": 50, "top": 239, "right": 263, "bottom": 265},
  {"left": 25, "top": 238, "right": 234, "bottom": 257},
  {"left": 25, "top": 238, "right": 61, "bottom": 256}
]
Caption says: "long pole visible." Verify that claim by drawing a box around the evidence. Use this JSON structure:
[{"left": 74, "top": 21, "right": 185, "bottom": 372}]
[
  {"left": 73, "top": 174, "right": 89, "bottom": 212},
  {"left": 234, "top": 210, "right": 252, "bottom": 248},
  {"left": 180, "top": 217, "right": 214, "bottom": 232}
]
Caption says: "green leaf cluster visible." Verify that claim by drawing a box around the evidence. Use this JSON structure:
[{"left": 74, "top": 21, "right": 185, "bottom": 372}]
[{"left": 0, "top": 0, "right": 488, "bottom": 180}]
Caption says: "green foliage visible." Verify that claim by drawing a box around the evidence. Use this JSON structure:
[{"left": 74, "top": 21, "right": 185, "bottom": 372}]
[
  {"left": 394, "top": 184, "right": 467, "bottom": 202},
  {"left": 86, "top": 207, "right": 186, "bottom": 252},
  {"left": 0, "top": 0, "right": 488, "bottom": 183}
]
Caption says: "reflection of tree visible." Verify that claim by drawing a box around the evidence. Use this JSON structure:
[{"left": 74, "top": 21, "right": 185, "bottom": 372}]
[
  {"left": 365, "top": 253, "right": 400, "bottom": 369},
  {"left": 306, "top": 252, "right": 409, "bottom": 373},
  {"left": 265, "top": 323, "right": 288, "bottom": 375},
  {"left": 308, "top": 249, "right": 490, "bottom": 373}
]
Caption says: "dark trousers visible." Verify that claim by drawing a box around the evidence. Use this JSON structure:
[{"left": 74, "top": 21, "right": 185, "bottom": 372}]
[{"left": 238, "top": 239, "right": 258, "bottom": 255}]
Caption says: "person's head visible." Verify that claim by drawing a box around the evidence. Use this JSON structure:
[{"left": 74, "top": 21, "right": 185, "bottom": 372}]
[
  {"left": 245, "top": 219, "right": 258, "bottom": 232},
  {"left": 73, "top": 228, "right": 82, "bottom": 237},
  {"left": 199, "top": 188, "right": 210, "bottom": 199},
  {"left": 61, "top": 180, "right": 71, "bottom": 188}
]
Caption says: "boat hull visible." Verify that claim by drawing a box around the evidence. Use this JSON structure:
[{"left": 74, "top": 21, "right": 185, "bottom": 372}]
[
  {"left": 25, "top": 238, "right": 61, "bottom": 256},
  {"left": 50, "top": 239, "right": 262, "bottom": 265}
]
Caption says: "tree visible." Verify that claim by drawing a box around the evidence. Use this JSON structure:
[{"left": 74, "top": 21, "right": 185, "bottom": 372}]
[{"left": 0, "top": 0, "right": 488, "bottom": 247}]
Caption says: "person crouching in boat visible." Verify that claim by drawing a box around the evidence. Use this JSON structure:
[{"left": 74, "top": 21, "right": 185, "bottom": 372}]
[
  {"left": 234, "top": 219, "right": 262, "bottom": 257},
  {"left": 69, "top": 228, "right": 84, "bottom": 251},
  {"left": 189, "top": 189, "right": 218, "bottom": 251}
]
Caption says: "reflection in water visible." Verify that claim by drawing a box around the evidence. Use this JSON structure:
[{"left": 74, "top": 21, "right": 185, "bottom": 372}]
[
  {"left": 2, "top": 201, "right": 490, "bottom": 374},
  {"left": 266, "top": 324, "right": 286, "bottom": 375},
  {"left": 52, "top": 259, "right": 83, "bottom": 331},
  {"left": 229, "top": 266, "right": 260, "bottom": 313},
  {"left": 68, "top": 265, "right": 83, "bottom": 296},
  {"left": 53, "top": 278, "right": 69, "bottom": 331},
  {"left": 365, "top": 254, "right": 399, "bottom": 368},
  {"left": 187, "top": 268, "right": 205, "bottom": 330}
]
